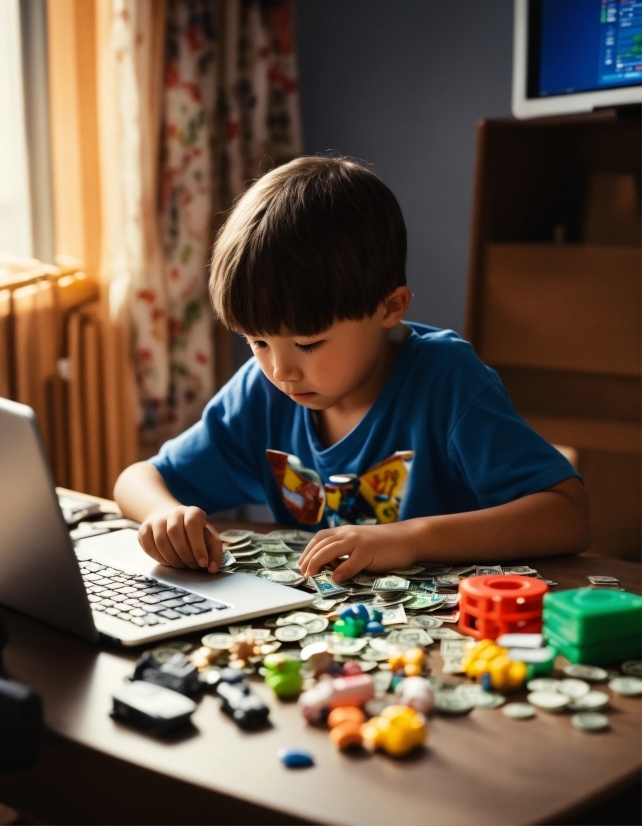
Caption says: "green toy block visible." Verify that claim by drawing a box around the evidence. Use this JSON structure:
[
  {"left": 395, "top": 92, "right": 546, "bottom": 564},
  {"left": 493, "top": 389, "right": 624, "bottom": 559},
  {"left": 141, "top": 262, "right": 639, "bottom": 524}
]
[
  {"left": 542, "top": 588, "right": 642, "bottom": 646},
  {"left": 544, "top": 623, "right": 642, "bottom": 665},
  {"left": 333, "top": 616, "right": 366, "bottom": 638}
]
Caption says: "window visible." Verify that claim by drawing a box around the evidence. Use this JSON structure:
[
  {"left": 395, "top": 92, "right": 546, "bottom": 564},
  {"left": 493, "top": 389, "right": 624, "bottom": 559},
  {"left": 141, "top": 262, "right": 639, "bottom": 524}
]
[{"left": 0, "top": 0, "right": 33, "bottom": 258}]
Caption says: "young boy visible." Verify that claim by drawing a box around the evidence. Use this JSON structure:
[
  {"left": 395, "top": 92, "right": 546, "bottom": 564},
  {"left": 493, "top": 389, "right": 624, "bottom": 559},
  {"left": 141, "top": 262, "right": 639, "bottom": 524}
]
[{"left": 114, "top": 157, "right": 590, "bottom": 583}]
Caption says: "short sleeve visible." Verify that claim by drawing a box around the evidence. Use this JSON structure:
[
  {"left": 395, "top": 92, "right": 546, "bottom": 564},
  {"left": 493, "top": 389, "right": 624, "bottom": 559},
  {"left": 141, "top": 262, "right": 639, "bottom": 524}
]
[
  {"left": 447, "top": 383, "right": 580, "bottom": 508},
  {"left": 148, "top": 363, "right": 267, "bottom": 514}
]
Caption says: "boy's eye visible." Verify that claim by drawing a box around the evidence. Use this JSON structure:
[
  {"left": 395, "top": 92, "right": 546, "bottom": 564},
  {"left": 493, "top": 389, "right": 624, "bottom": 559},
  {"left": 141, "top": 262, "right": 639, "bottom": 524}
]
[
  {"left": 295, "top": 341, "right": 322, "bottom": 353},
  {"left": 250, "top": 340, "right": 268, "bottom": 349}
]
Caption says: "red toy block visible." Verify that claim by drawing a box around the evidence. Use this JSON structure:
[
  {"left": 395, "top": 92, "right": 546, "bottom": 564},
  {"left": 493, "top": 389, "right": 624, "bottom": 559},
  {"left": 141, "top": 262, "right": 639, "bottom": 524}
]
[{"left": 458, "top": 575, "right": 548, "bottom": 640}]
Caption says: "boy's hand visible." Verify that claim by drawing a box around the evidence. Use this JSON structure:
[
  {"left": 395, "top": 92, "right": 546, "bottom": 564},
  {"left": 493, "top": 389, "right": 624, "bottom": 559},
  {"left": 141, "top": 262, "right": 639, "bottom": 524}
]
[
  {"left": 298, "top": 523, "right": 417, "bottom": 583},
  {"left": 137, "top": 505, "right": 222, "bottom": 573}
]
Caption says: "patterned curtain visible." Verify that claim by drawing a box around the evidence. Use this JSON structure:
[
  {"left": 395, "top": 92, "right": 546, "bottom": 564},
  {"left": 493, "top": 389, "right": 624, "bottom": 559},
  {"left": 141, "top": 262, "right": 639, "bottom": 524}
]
[{"left": 135, "top": 0, "right": 302, "bottom": 444}]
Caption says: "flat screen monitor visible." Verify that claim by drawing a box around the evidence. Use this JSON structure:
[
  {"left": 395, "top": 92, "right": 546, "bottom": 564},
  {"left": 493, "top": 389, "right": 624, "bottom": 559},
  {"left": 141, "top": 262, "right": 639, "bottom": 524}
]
[{"left": 513, "top": 0, "right": 642, "bottom": 118}]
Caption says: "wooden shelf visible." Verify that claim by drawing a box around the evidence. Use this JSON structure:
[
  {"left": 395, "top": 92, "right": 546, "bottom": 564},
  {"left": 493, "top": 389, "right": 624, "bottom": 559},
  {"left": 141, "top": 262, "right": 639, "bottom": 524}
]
[
  {"left": 478, "top": 243, "right": 641, "bottom": 377},
  {"left": 526, "top": 414, "right": 640, "bottom": 456},
  {"left": 465, "top": 115, "right": 641, "bottom": 559}
]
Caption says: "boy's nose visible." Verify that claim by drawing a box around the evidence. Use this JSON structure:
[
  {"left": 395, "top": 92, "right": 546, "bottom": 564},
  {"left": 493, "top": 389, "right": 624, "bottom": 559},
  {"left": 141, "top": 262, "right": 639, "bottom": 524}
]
[{"left": 272, "top": 359, "right": 303, "bottom": 383}]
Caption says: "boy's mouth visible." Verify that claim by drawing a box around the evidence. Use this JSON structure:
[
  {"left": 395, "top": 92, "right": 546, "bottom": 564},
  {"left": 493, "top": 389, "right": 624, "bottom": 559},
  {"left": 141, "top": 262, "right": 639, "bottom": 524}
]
[{"left": 288, "top": 391, "right": 316, "bottom": 401}]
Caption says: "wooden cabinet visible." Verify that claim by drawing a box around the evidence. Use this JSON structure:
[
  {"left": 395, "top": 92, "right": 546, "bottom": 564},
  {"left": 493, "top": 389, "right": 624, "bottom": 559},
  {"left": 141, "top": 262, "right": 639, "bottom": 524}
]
[{"left": 465, "top": 112, "right": 641, "bottom": 561}]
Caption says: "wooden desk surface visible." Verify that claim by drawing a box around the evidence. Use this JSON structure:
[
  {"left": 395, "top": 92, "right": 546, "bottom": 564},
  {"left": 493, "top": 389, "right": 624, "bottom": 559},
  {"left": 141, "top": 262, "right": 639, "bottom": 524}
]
[{"left": 0, "top": 527, "right": 640, "bottom": 825}]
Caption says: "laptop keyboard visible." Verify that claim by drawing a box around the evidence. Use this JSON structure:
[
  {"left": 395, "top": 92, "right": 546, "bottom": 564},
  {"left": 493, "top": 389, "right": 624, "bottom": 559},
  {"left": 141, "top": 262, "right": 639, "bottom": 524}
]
[{"left": 79, "top": 561, "right": 229, "bottom": 627}]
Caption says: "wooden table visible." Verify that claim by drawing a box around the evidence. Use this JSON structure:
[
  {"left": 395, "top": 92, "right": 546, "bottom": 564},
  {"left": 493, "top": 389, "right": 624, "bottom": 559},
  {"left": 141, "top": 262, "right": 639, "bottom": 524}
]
[{"left": 0, "top": 521, "right": 640, "bottom": 825}]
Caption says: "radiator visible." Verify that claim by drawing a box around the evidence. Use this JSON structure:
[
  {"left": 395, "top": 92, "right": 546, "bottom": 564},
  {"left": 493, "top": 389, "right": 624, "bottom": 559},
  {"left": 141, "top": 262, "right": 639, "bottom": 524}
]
[{"left": 0, "top": 254, "right": 105, "bottom": 495}]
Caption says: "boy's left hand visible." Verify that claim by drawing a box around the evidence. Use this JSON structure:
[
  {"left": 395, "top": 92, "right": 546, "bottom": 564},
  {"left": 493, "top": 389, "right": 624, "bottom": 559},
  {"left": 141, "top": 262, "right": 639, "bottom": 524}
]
[{"left": 298, "top": 523, "right": 417, "bottom": 583}]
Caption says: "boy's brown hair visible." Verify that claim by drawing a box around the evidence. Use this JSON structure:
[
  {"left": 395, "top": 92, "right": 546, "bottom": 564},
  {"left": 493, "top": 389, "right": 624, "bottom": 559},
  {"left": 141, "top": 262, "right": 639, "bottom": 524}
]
[{"left": 210, "top": 156, "right": 407, "bottom": 336}]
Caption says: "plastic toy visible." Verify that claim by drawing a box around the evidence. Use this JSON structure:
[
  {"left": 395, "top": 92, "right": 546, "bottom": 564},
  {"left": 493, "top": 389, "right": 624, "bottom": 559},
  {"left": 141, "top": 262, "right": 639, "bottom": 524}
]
[
  {"left": 388, "top": 647, "right": 425, "bottom": 677},
  {"left": 365, "top": 621, "right": 385, "bottom": 636},
  {"left": 339, "top": 604, "right": 370, "bottom": 623},
  {"left": 216, "top": 680, "right": 270, "bottom": 729},
  {"left": 134, "top": 653, "right": 201, "bottom": 696},
  {"left": 361, "top": 705, "right": 427, "bottom": 757},
  {"left": 394, "top": 676, "right": 434, "bottom": 714},
  {"left": 461, "top": 639, "right": 545, "bottom": 692},
  {"left": 299, "top": 674, "right": 375, "bottom": 723},
  {"left": 334, "top": 604, "right": 384, "bottom": 637},
  {"left": 458, "top": 575, "right": 548, "bottom": 640},
  {"left": 229, "top": 632, "right": 261, "bottom": 669},
  {"left": 327, "top": 706, "right": 366, "bottom": 750},
  {"left": 334, "top": 615, "right": 366, "bottom": 637},
  {"left": 218, "top": 667, "right": 246, "bottom": 685},
  {"left": 263, "top": 654, "right": 303, "bottom": 699},
  {"left": 301, "top": 642, "right": 334, "bottom": 678},
  {"left": 190, "top": 646, "right": 219, "bottom": 671},
  {"left": 543, "top": 588, "right": 642, "bottom": 665},
  {"left": 342, "top": 661, "right": 363, "bottom": 677},
  {"left": 112, "top": 681, "right": 196, "bottom": 735},
  {"left": 277, "top": 747, "right": 315, "bottom": 768},
  {"left": 327, "top": 706, "right": 366, "bottom": 728}
]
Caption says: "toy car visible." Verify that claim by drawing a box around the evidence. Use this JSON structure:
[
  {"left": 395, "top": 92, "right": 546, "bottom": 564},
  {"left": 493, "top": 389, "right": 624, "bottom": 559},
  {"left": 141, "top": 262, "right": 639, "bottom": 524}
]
[{"left": 216, "top": 680, "right": 270, "bottom": 729}]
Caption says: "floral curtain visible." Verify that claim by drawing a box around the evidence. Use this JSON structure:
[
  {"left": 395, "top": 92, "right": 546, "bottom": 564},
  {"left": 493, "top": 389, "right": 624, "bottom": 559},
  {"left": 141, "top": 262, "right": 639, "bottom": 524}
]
[{"left": 135, "top": 0, "right": 302, "bottom": 442}]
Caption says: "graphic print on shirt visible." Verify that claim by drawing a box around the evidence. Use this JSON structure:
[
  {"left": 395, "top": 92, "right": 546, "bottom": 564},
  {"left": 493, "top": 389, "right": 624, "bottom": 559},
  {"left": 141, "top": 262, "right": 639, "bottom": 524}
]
[{"left": 266, "top": 449, "right": 414, "bottom": 526}]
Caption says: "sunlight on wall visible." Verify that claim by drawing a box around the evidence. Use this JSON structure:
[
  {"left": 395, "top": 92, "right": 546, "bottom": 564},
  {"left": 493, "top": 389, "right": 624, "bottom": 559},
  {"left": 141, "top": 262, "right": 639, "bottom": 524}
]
[{"left": 0, "top": 0, "right": 32, "bottom": 257}]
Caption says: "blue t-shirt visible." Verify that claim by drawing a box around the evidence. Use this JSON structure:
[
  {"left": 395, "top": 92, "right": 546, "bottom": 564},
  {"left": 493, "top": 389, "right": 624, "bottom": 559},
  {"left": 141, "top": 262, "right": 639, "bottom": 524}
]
[{"left": 149, "top": 323, "right": 579, "bottom": 528}]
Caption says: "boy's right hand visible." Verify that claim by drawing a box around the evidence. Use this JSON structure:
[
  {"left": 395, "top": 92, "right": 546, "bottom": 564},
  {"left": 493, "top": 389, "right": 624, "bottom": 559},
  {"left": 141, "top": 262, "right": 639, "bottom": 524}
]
[{"left": 137, "top": 505, "right": 222, "bottom": 573}]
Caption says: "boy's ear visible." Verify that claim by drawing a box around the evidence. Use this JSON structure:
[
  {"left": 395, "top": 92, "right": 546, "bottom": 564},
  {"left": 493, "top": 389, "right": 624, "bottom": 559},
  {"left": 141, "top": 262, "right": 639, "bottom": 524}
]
[{"left": 381, "top": 287, "right": 412, "bottom": 328}]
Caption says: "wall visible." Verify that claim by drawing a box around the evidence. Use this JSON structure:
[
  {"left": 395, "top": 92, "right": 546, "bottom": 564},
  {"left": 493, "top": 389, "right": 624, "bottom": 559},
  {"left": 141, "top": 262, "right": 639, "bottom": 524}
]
[{"left": 294, "top": 0, "right": 514, "bottom": 334}]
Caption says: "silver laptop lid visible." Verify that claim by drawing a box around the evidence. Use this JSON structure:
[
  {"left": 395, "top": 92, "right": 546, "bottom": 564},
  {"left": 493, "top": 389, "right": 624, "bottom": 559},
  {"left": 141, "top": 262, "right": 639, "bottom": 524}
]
[{"left": 0, "top": 398, "right": 98, "bottom": 642}]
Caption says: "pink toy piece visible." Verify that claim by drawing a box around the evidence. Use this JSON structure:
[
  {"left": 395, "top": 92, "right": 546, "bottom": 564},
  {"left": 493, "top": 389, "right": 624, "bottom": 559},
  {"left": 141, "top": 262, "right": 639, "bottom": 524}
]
[
  {"left": 299, "top": 674, "right": 375, "bottom": 723},
  {"left": 394, "top": 676, "right": 434, "bottom": 715},
  {"left": 342, "top": 661, "right": 363, "bottom": 677}
]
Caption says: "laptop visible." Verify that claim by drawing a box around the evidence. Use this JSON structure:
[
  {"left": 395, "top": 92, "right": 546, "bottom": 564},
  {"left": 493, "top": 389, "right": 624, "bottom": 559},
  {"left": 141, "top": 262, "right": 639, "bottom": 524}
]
[{"left": 0, "top": 398, "right": 313, "bottom": 646}]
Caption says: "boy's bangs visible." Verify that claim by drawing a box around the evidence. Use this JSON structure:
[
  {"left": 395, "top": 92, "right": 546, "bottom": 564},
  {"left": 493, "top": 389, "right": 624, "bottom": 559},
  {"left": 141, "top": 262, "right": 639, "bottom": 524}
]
[{"left": 221, "top": 241, "right": 382, "bottom": 337}]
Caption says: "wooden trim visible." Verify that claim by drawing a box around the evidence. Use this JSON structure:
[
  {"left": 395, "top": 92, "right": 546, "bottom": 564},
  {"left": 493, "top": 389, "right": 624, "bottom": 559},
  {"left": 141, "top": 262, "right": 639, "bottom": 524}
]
[
  {"left": 526, "top": 414, "right": 641, "bottom": 455},
  {"left": 464, "top": 119, "right": 489, "bottom": 345}
]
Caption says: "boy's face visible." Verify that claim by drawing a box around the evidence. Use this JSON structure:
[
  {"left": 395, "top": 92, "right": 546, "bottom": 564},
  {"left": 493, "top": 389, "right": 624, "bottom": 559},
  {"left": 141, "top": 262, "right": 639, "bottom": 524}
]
[{"left": 243, "top": 288, "right": 411, "bottom": 411}]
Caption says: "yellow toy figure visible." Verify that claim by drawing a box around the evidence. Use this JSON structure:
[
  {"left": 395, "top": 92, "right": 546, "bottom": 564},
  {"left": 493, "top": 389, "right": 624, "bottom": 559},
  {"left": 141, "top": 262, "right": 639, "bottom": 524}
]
[
  {"left": 361, "top": 705, "right": 427, "bottom": 757},
  {"left": 388, "top": 647, "right": 425, "bottom": 677},
  {"left": 461, "top": 639, "right": 527, "bottom": 692}
]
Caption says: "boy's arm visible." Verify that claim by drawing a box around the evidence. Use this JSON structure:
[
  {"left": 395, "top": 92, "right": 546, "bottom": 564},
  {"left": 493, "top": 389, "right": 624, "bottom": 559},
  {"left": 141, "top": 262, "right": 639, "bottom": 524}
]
[
  {"left": 114, "top": 462, "right": 222, "bottom": 572},
  {"left": 298, "top": 477, "right": 591, "bottom": 582}
]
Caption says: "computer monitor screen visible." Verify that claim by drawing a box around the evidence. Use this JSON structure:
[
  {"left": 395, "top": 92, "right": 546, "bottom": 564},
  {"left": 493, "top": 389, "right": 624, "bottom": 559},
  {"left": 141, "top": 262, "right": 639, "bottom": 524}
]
[{"left": 513, "top": 0, "right": 642, "bottom": 118}]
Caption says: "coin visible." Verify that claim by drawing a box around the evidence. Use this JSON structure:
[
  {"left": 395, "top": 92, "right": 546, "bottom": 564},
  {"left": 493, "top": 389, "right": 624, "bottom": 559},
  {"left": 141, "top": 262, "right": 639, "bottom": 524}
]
[
  {"left": 526, "top": 678, "right": 561, "bottom": 692},
  {"left": 331, "top": 637, "right": 368, "bottom": 655},
  {"left": 571, "top": 712, "right": 610, "bottom": 732},
  {"left": 609, "top": 676, "right": 642, "bottom": 696},
  {"left": 622, "top": 660, "right": 642, "bottom": 677},
  {"left": 434, "top": 691, "right": 474, "bottom": 715},
  {"left": 567, "top": 691, "right": 609, "bottom": 712},
  {"left": 201, "top": 632, "right": 233, "bottom": 650},
  {"left": 303, "top": 617, "right": 329, "bottom": 634},
  {"left": 275, "top": 625, "right": 308, "bottom": 642},
  {"left": 502, "top": 702, "right": 536, "bottom": 719},
  {"left": 527, "top": 691, "right": 570, "bottom": 712},
  {"left": 558, "top": 678, "right": 591, "bottom": 699},
  {"left": 563, "top": 664, "right": 608, "bottom": 682},
  {"left": 150, "top": 646, "right": 190, "bottom": 664},
  {"left": 455, "top": 685, "right": 505, "bottom": 709},
  {"left": 368, "top": 637, "right": 394, "bottom": 655},
  {"left": 280, "top": 611, "right": 318, "bottom": 626}
]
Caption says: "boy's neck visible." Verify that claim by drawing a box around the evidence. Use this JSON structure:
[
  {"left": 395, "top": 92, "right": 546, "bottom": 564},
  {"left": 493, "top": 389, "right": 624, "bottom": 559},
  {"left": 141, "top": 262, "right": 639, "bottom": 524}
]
[{"left": 315, "top": 323, "right": 410, "bottom": 448}]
